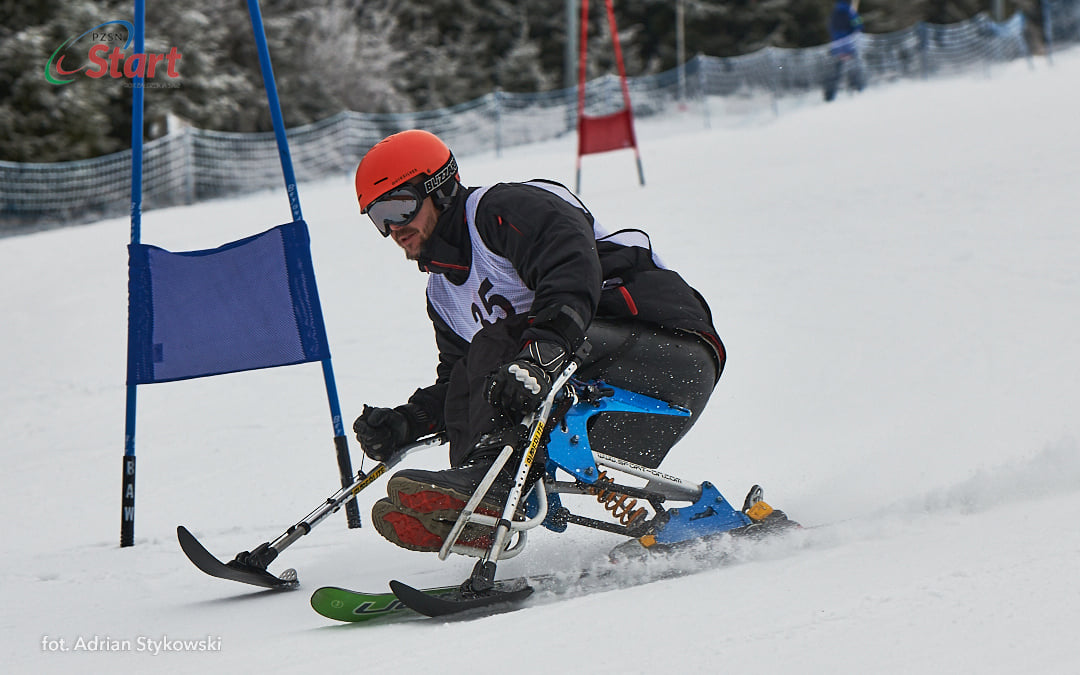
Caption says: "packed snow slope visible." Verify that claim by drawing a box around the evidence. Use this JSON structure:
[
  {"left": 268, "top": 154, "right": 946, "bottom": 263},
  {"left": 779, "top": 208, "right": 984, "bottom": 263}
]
[{"left": 3, "top": 50, "right": 1080, "bottom": 674}]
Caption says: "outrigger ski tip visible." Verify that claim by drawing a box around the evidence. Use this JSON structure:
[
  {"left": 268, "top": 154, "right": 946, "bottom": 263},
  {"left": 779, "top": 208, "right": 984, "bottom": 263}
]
[
  {"left": 174, "top": 435, "right": 447, "bottom": 593},
  {"left": 176, "top": 526, "right": 299, "bottom": 590}
]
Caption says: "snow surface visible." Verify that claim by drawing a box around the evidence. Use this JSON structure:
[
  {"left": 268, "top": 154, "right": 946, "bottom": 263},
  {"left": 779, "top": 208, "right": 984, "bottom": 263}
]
[{"left": 4, "top": 51, "right": 1080, "bottom": 674}]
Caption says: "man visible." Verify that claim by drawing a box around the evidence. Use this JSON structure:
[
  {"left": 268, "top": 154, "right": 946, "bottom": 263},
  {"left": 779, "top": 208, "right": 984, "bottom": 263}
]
[
  {"left": 351, "top": 129, "right": 726, "bottom": 553},
  {"left": 824, "top": 0, "right": 865, "bottom": 102}
]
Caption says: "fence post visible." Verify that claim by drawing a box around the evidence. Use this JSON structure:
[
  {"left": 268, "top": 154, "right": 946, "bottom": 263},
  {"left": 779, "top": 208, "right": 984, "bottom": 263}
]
[
  {"left": 182, "top": 127, "right": 196, "bottom": 205},
  {"left": 1043, "top": 0, "right": 1055, "bottom": 65},
  {"left": 493, "top": 90, "right": 503, "bottom": 158},
  {"left": 768, "top": 48, "right": 780, "bottom": 118},
  {"left": 696, "top": 54, "right": 711, "bottom": 130},
  {"left": 918, "top": 22, "right": 929, "bottom": 80},
  {"left": 1019, "top": 13, "right": 1035, "bottom": 70}
]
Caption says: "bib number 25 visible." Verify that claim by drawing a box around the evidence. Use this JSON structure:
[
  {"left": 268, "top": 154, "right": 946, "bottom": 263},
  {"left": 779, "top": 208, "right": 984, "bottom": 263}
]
[{"left": 470, "top": 278, "right": 515, "bottom": 327}]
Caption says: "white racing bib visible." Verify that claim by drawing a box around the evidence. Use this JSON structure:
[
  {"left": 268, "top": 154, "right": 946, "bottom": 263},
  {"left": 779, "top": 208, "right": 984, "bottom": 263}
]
[
  {"left": 427, "top": 184, "right": 533, "bottom": 342},
  {"left": 426, "top": 181, "right": 663, "bottom": 342}
]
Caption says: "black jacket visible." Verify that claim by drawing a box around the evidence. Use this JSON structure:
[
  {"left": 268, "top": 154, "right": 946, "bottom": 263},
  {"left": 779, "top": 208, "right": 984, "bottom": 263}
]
[{"left": 407, "top": 181, "right": 724, "bottom": 428}]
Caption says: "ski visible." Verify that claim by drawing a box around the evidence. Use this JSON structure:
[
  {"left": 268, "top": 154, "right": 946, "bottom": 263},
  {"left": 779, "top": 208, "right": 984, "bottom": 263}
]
[
  {"left": 310, "top": 546, "right": 714, "bottom": 624},
  {"left": 310, "top": 577, "right": 538, "bottom": 623},
  {"left": 389, "top": 578, "right": 534, "bottom": 618},
  {"left": 311, "top": 520, "right": 806, "bottom": 624},
  {"left": 309, "top": 489, "right": 802, "bottom": 623},
  {"left": 177, "top": 526, "right": 299, "bottom": 590}
]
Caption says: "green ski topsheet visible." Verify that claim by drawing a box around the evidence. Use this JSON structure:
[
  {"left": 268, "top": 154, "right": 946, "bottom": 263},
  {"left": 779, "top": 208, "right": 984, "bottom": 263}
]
[{"left": 311, "top": 580, "right": 534, "bottom": 623}]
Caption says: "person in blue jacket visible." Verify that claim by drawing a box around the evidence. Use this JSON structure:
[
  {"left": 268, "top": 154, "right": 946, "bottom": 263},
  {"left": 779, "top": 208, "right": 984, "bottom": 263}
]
[{"left": 824, "top": 0, "right": 865, "bottom": 102}]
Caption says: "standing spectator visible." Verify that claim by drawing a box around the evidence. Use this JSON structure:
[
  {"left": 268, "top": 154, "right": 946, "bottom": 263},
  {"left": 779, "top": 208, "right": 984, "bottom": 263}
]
[{"left": 824, "top": 0, "right": 865, "bottom": 102}]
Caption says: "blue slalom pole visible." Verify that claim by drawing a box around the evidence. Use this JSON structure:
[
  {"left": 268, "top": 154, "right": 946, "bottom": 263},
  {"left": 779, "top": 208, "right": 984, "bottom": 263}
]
[
  {"left": 246, "top": 0, "right": 362, "bottom": 528},
  {"left": 246, "top": 0, "right": 302, "bottom": 222},
  {"left": 121, "top": 0, "right": 146, "bottom": 547}
]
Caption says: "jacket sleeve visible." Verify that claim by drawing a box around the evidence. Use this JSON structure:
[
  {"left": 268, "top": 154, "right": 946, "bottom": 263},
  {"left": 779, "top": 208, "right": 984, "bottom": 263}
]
[{"left": 472, "top": 183, "right": 601, "bottom": 351}]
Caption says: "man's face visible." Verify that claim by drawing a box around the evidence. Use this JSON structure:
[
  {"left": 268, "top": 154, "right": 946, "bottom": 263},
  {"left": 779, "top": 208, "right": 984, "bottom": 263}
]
[{"left": 389, "top": 195, "right": 438, "bottom": 261}]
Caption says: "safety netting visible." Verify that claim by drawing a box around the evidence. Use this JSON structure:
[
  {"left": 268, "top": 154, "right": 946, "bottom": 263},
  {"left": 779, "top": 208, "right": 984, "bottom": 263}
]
[{"left": 0, "top": 10, "right": 1061, "bottom": 230}]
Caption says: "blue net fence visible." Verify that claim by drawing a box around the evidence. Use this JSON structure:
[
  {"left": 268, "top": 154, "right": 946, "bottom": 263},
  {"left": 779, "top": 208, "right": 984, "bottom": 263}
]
[
  {"left": 1045, "top": 0, "right": 1080, "bottom": 52},
  {"left": 1, "top": 8, "right": 1073, "bottom": 232}
]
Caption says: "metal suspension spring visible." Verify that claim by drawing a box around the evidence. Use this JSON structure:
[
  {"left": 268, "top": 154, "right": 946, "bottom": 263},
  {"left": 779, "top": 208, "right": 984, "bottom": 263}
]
[{"left": 588, "top": 471, "right": 647, "bottom": 526}]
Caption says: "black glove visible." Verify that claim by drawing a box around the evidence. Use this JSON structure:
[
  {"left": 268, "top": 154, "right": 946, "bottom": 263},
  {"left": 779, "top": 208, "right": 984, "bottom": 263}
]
[
  {"left": 353, "top": 404, "right": 429, "bottom": 462},
  {"left": 485, "top": 341, "right": 569, "bottom": 419}
]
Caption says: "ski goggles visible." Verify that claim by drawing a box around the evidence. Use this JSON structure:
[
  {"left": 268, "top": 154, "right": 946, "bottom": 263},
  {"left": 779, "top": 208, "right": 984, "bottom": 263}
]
[
  {"left": 365, "top": 184, "right": 427, "bottom": 237},
  {"left": 364, "top": 155, "right": 458, "bottom": 237}
]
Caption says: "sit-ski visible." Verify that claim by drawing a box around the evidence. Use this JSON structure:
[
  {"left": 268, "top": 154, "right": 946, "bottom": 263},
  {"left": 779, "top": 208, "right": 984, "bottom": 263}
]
[
  {"left": 386, "top": 347, "right": 795, "bottom": 616},
  {"left": 177, "top": 346, "right": 795, "bottom": 618}
]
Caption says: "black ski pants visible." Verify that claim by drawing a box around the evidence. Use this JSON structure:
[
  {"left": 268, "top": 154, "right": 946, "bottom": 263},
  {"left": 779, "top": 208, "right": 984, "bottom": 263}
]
[{"left": 444, "top": 317, "right": 719, "bottom": 468}]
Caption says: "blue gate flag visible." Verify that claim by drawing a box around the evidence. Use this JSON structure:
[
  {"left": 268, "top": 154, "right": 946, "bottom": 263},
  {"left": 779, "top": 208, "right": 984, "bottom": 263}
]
[{"left": 127, "top": 220, "right": 331, "bottom": 385}]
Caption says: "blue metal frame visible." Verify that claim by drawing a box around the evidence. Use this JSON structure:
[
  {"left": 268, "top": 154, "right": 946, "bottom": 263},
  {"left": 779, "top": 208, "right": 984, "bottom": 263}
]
[
  {"left": 539, "top": 380, "right": 751, "bottom": 543},
  {"left": 545, "top": 381, "right": 690, "bottom": 483},
  {"left": 650, "top": 481, "right": 751, "bottom": 545}
]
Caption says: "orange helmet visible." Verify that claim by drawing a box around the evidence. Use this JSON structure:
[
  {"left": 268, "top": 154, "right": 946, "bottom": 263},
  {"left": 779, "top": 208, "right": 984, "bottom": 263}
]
[{"left": 354, "top": 129, "right": 459, "bottom": 213}]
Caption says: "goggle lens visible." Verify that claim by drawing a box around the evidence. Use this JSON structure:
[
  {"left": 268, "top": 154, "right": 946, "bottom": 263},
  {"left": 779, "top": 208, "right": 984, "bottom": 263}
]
[{"left": 366, "top": 185, "right": 423, "bottom": 236}]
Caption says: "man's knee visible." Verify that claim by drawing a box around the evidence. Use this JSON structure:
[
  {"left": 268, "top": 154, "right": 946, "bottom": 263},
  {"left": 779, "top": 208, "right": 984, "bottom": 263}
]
[{"left": 581, "top": 320, "right": 717, "bottom": 410}]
